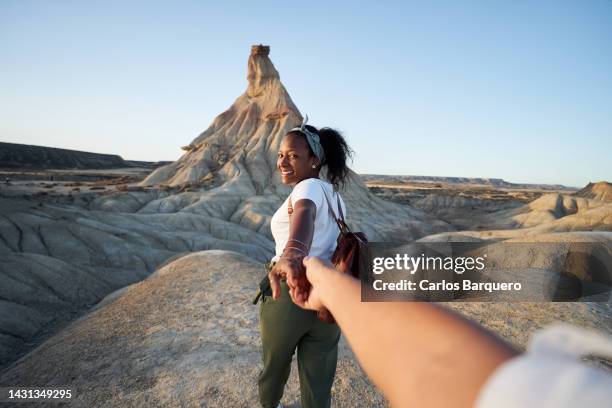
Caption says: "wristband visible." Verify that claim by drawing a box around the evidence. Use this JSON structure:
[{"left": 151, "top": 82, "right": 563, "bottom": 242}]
[
  {"left": 286, "top": 238, "right": 309, "bottom": 249},
  {"left": 282, "top": 246, "right": 307, "bottom": 256}
]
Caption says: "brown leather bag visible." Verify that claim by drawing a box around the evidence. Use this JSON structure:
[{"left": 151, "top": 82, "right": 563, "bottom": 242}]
[
  {"left": 317, "top": 188, "right": 367, "bottom": 323},
  {"left": 287, "top": 186, "right": 368, "bottom": 324}
]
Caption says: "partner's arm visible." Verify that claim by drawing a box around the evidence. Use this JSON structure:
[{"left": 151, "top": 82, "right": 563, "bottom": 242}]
[
  {"left": 268, "top": 199, "right": 316, "bottom": 299},
  {"left": 295, "top": 257, "right": 518, "bottom": 408}
]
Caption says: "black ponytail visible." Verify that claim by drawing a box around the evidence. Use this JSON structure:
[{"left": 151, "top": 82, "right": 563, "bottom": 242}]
[
  {"left": 288, "top": 125, "right": 353, "bottom": 190},
  {"left": 318, "top": 127, "right": 353, "bottom": 190}
]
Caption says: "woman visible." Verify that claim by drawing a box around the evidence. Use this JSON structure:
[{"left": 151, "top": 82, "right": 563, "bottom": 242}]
[{"left": 258, "top": 117, "right": 353, "bottom": 408}]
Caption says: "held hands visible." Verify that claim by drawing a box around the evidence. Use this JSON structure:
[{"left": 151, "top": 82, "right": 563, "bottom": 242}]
[
  {"left": 269, "top": 250, "right": 337, "bottom": 312},
  {"left": 289, "top": 256, "right": 335, "bottom": 311},
  {"left": 268, "top": 248, "right": 310, "bottom": 300}
]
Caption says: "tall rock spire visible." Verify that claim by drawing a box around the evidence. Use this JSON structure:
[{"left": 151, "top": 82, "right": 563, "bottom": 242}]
[
  {"left": 142, "top": 45, "right": 301, "bottom": 190},
  {"left": 247, "top": 45, "right": 279, "bottom": 97},
  {"left": 139, "top": 45, "right": 450, "bottom": 242}
]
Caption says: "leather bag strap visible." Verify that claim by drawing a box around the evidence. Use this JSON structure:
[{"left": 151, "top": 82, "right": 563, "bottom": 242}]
[{"left": 320, "top": 185, "right": 349, "bottom": 234}]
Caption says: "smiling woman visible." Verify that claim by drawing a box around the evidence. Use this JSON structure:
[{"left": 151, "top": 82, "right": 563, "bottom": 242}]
[{"left": 256, "top": 118, "right": 353, "bottom": 408}]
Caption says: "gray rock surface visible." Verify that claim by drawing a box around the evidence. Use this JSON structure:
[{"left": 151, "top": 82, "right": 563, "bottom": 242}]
[
  {"left": 0, "top": 251, "right": 384, "bottom": 407},
  {"left": 1, "top": 250, "right": 609, "bottom": 407},
  {"left": 0, "top": 198, "right": 273, "bottom": 365}
]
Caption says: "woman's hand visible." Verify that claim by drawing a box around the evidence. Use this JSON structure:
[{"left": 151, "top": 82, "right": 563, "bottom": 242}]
[
  {"left": 289, "top": 256, "right": 336, "bottom": 311},
  {"left": 269, "top": 249, "right": 309, "bottom": 299}
]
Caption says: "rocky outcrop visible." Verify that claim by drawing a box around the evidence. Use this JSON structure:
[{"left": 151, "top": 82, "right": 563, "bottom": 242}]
[
  {"left": 575, "top": 181, "right": 612, "bottom": 202},
  {"left": 131, "top": 45, "right": 452, "bottom": 241},
  {"left": 475, "top": 193, "right": 610, "bottom": 230},
  {"left": 141, "top": 45, "right": 300, "bottom": 189},
  {"left": 0, "top": 198, "right": 273, "bottom": 366}
]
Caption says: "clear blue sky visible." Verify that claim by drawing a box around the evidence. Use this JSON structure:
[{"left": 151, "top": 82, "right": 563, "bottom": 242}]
[{"left": 1, "top": 0, "right": 611, "bottom": 187}]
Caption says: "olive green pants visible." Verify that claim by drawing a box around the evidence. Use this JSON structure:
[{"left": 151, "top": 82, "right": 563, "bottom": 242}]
[{"left": 258, "top": 281, "right": 341, "bottom": 408}]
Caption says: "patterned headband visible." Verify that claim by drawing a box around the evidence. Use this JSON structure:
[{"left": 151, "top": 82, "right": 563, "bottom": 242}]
[{"left": 289, "top": 115, "right": 325, "bottom": 163}]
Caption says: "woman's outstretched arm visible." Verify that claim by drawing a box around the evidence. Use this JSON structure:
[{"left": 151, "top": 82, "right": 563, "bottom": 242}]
[
  {"left": 292, "top": 256, "right": 518, "bottom": 408},
  {"left": 268, "top": 199, "right": 316, "bottom": 299}
]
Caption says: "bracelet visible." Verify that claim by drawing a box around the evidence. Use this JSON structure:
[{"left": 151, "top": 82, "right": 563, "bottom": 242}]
[
  {"left": 282, "top": 246, "right": 307, "bottom": 256},
  {"left": 286, "top": 238, "right": 308, "bottom": 248}
]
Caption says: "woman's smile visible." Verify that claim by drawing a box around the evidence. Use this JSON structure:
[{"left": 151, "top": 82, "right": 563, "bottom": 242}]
[{"left": 280, "top": 168, "right": 296, "bottom": 183}]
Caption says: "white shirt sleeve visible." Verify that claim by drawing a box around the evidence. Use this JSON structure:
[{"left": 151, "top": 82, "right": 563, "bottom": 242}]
[
  {"left": 475, "top": 324, "right": 612, "bottom": 408},
  {"left": 290, "top": 179, "right": 324, "bottom": 210}
]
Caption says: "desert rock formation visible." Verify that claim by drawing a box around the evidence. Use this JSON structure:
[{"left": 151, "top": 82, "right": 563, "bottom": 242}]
[
  {"left": 0, "top": 197, "right": 273, "bottom": 365},
  {"left": 418, "top": 196, "right": 611, "bottom": 242},
  {"left": 361, "top": 174, "right": 574, "bottom": 191},
  {"left": 0, "top": 45, "right": 451, "bottom": 367},
  {"left": 130, "top": 45, "right": 450, "bottom": 242},
  {"left": 141, "top": 44, "right": 300, "bottom": 189},
  {"left": 576, "top": 181, "right": 612, "bottom": 202},
  {"left": 482, "top": 193, "right": 610, "bottom": 229},
  {"left": 1, "top": 44, "right": 610, "bottom": 406}
]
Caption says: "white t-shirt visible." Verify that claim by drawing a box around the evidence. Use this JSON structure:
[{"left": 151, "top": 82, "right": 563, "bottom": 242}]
[
  {"left": 475, "top": 324, "right": 612, "bottom": 408},
  {"left": 270, "top": 178, "right": 346, "bottom": 263}
]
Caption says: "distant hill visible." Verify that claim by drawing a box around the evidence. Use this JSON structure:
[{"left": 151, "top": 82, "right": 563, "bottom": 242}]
[
  {"left": 360, "top": 174, "right": 575, "bottom": 191},
  {"left": 0, "top": 142, "right": 169, "bottom": 170},
  {"left": 575, "top": 181, "right": 612, "bottom": 202}
]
